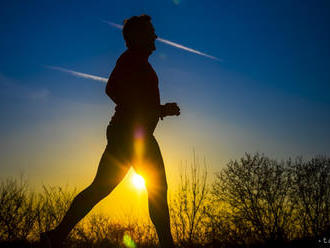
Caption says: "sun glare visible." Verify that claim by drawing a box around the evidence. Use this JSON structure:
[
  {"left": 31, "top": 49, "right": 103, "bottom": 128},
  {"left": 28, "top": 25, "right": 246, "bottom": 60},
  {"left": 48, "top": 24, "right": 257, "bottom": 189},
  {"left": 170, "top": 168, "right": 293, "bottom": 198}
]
[{"left": 131, "top": 173, "right": 146, "bottom": 190}]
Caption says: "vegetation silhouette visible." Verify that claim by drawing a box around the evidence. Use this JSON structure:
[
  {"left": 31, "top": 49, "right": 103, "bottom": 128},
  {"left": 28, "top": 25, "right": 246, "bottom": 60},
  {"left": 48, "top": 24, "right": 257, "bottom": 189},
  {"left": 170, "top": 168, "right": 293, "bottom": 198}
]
[{"left": 1, "top": 153, "right": 330, "bottom": 248}]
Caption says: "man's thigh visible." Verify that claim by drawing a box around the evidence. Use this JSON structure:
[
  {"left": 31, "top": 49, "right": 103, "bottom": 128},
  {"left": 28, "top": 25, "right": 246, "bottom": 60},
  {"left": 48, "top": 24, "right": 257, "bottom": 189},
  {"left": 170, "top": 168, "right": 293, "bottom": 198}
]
[
  {"left": 92, "top": 133, "right": 133, "bottom": 188},
  {"left": 133, "top": 135, "right": 168, "bottom": 193}
]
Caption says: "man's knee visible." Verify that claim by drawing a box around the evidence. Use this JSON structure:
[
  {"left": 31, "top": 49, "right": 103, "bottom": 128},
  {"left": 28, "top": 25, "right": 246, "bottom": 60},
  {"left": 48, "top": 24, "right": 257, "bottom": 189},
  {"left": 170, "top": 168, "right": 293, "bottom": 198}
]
[
  {"left": 147, "top": 180, "right": 168, "bottom": 200},
  {"left": 89, "top": 182, "right": 113, "bottom": 200}
]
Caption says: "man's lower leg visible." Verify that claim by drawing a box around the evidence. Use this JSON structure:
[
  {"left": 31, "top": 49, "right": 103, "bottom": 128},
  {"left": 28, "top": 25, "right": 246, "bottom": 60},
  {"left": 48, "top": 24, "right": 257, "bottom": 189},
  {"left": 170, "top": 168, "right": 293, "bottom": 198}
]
[
  {"left": 53, "top": 183, "right": 109, "bottom": 240},
  {"left": 148, "top": 191, "right": 175, "bottom": 248}
]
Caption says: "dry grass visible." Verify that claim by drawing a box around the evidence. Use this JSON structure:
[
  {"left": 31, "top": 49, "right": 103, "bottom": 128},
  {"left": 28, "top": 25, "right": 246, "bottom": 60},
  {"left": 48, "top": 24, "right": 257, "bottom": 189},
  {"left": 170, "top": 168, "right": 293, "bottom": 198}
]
[{"left": 1, "top": 153, "right": 329, "bottom": 248}]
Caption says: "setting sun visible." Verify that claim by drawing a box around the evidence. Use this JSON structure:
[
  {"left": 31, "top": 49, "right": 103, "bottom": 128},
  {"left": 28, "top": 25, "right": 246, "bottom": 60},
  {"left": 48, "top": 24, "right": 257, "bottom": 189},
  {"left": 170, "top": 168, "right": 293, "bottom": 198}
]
[{"left": 131, "top": 173, "right": 146, "bottom": 190}]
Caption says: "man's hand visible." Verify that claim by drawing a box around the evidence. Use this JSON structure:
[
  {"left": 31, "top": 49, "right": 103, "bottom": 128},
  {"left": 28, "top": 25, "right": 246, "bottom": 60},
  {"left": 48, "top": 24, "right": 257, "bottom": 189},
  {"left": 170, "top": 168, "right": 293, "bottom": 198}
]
[{"left": 162, "top": 102, "right": 180, "bottom": 118}]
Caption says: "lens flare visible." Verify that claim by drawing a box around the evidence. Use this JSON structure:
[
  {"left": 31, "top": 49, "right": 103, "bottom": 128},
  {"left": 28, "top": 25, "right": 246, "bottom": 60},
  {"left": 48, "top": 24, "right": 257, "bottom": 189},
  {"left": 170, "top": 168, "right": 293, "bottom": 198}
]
[
  {"left": 131, "top": 173, "right": 146, "bottom": 190},
  {"left": 134, "top": 126, "right": 145, "bottom": 168},
  {"left": 123, "top": 233, "right": 136, "bottom": 248}
]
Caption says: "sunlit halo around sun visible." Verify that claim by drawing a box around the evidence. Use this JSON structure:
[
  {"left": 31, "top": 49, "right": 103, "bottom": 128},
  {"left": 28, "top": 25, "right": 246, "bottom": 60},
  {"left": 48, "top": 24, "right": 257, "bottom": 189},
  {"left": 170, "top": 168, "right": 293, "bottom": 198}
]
[{"left": 131, "top": 173, "right": 146, "bottom": 190}]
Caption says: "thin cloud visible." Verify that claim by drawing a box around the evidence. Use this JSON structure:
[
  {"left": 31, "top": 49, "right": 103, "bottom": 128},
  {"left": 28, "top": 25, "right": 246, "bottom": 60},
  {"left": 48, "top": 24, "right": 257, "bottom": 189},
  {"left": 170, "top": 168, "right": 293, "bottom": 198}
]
[
  {"left": 0, "top": 73, "right": 50, "bottom": 100},
  {"left": 45, "top": 66, "right": 107, "bottom": 83},
  {"left": 29, "top": 88, "right": 50, "bottom": 100},
  {"left": 101, "top": 20, "right": 221, "bottom": 61}
]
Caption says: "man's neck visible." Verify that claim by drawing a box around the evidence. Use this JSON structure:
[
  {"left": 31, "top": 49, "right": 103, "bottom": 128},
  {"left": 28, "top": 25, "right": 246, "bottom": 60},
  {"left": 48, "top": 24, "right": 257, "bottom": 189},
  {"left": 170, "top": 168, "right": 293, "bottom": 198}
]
[{"left": 128, "top": 47, "right": 152, "bottom": 60}]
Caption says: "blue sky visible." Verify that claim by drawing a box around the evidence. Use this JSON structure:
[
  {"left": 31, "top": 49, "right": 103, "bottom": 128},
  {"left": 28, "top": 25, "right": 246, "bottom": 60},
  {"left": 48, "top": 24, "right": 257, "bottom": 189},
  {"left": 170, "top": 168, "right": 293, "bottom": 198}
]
[{"left": 1, "top": 0, "right": 330, "bottom": 188}]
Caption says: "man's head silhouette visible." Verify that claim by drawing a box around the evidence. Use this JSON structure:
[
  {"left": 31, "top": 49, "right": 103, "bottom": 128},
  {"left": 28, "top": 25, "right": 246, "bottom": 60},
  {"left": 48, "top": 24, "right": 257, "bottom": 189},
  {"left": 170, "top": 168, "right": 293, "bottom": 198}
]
[{"left": 122, "top": 14, "right": 157, "bottom": 54}]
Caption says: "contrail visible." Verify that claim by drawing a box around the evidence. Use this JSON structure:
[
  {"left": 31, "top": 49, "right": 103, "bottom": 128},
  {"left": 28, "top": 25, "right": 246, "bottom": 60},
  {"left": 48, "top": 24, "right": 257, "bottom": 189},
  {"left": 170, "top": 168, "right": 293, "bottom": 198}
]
[
  {"left": 45, "top": 20, "right": 221, "bottom": 83},
  {"left": 45, "top": 65, "right": 107, "bottom": 83},
  {"left": 156, "top": 38, "right": 219, "bottom": 61},
  {"left": 101, "top": 20, "right": 221, "bottom": 61}
]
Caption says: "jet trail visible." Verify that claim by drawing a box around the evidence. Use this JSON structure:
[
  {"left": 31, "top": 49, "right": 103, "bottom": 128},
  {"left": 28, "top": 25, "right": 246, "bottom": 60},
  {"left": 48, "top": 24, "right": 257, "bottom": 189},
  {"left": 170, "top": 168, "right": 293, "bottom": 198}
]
[
  {"left": 46, "top": 66, "right": 107, "bottom": 83},
  {"left": 156, "top": 38, "right": 219, "bottom": 61},
  {"left": 102, "top": 20, "right": 221, "bottom": 61},
  {"left": 45, "top": 20, "right": 221, "bottom": 83}
]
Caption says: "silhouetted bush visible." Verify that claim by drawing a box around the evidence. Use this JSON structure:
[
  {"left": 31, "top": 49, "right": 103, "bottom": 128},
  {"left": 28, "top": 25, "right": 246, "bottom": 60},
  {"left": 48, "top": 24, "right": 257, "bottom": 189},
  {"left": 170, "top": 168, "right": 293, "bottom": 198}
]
[
  {"left": 290, "top": 156, "right": 330, "bottom": 238},
  {"left": 35, "top": 185, "right": 76, "bottom": 234},
  {"left": 1, "top": 153, "right": 330, "bottom": 248},
  {"left": 71, "top": 213, "right": 157, "bottom": 247},
  {"left": 211, "top": 153, "right": 294, "bottom": 245},
  {"left": 0, "top": 177, "right": 36, "bottom": 241},
  {"left": 170, "top": 152, "right": 210, "bottom": 247}
]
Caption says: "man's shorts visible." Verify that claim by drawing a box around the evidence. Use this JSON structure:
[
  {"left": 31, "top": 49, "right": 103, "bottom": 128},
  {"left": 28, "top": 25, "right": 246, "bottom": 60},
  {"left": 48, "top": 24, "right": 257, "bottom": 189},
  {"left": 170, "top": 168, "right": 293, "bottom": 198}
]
[{"left": 105, "top": 119, "right": 168, "bottom": 192}]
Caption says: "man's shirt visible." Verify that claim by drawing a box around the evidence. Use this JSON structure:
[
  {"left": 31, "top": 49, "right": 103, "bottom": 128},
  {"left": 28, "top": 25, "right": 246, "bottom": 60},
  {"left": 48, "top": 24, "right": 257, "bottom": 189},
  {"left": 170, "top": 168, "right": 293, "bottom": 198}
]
[{"left": 106, "top": 49, "right": 161, "bottom": 133}]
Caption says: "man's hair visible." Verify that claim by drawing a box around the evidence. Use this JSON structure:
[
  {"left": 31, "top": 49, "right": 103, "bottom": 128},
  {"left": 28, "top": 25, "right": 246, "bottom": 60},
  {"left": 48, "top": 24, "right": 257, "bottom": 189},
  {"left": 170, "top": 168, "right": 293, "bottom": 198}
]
[{"left": 122, "top": 14, "right": 152, "bottom": 48}]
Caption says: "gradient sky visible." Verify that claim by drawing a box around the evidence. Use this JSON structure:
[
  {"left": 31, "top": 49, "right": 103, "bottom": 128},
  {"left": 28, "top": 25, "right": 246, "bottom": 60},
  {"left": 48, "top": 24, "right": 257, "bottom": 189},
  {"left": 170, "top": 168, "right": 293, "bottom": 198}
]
[{"left": 1, "top": 0, "right": 330, "bottom": 216}]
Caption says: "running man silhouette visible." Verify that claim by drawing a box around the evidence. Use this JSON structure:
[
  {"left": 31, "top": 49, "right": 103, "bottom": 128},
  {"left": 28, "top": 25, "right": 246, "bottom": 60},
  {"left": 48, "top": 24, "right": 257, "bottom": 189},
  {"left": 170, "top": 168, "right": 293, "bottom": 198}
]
[{"left": 40, "top": 15, "right": 180, "bottom": 248}]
